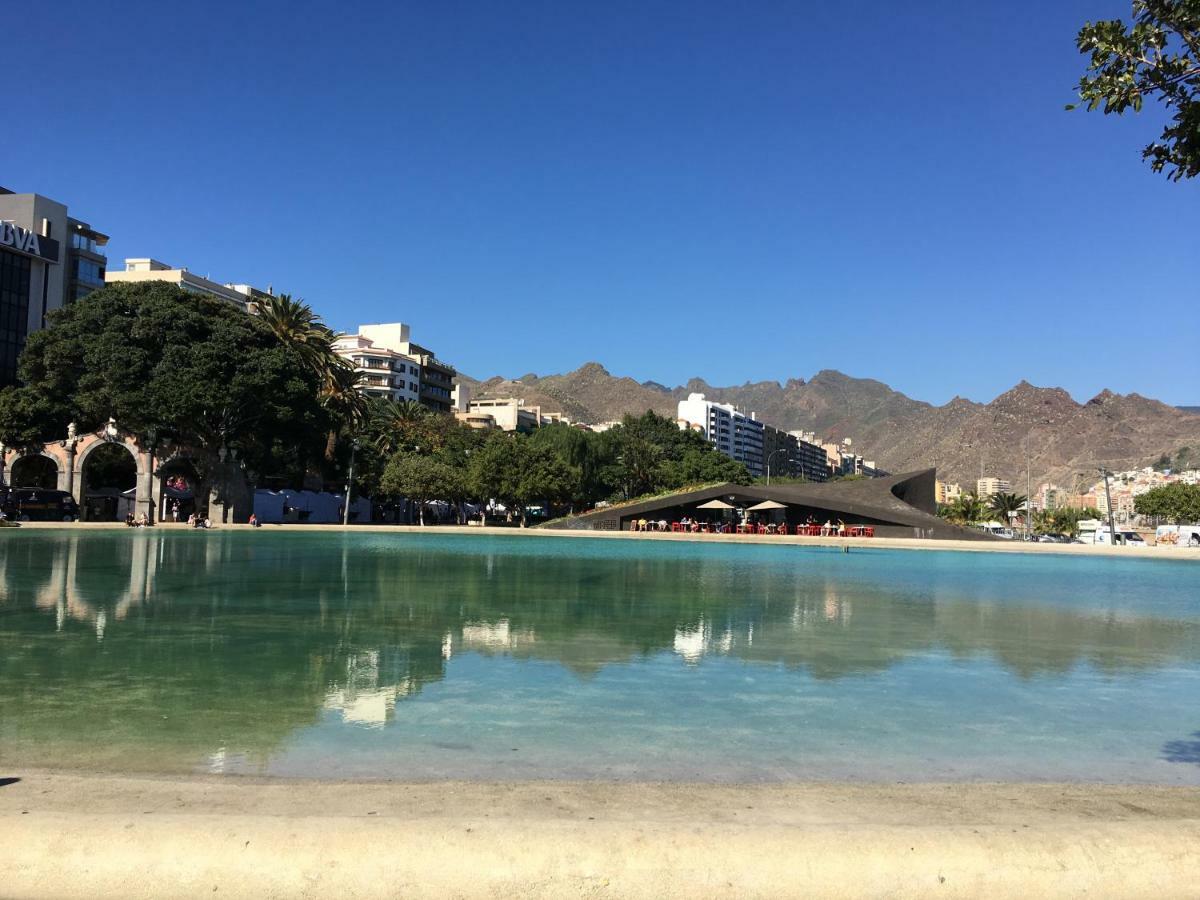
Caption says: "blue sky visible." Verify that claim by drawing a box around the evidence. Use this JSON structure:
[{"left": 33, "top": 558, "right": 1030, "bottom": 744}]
[{"left": 7, "top": 0, "right": 1197, "bottom": 405}]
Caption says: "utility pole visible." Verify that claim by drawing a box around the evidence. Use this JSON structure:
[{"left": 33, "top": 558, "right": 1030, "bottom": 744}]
[
  {"left": 1099, "top": 466, "right": 1117, "bottom": 545},
  {"left": 342, "top": 438, "right": 359, "bottom": 527},
  {"left": 1025, "top": 442, "right": 1031, "bottom": 542}
]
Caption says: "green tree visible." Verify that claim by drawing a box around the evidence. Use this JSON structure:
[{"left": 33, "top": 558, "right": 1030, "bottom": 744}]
[
  {"left": 256, "top": 293, "right": 365, "bottom": 463},
  {"left": 941, "top": 492, "right": 988, "bottom": 524},
  {"left": 1069, "top": 1, "right": 1200, "bottom": 180},
  {"left": 255, "top": 293, "right": 336, "bottom": 377},
  {"left": 1135, "top": 482, "right": 1200, "bottom": 522},
  {"left": 468, "top": 432, "right": 527, "bottom": 525},
  {"left": 517, "top": 443, "right": 576, "bottom": 521},
  {"left": 0, "top": 282, "right": 325, "bottom": 482},
  {"left": 466, "top": 432, "right": 577, "bottom": 526},
  {"left": 380, "top": 454, "right": 464, "bottom": 525}
]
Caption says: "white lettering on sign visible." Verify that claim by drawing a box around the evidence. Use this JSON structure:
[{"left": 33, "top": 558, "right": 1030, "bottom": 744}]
[{"left": 0, "top": 221, "right": 44, "bottom": 257}]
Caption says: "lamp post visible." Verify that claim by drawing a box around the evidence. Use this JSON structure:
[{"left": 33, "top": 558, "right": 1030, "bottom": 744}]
[
  {"left": 766, "top": 449, "right": 788, "bottom": 486},
  {"left": 342, "top": 438, "right": 359, "bottom": 527}
]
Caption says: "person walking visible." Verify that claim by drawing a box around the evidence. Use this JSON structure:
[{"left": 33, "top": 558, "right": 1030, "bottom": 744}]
[{"left": 171, "top": 500, "right": 180, "bottom": 523}]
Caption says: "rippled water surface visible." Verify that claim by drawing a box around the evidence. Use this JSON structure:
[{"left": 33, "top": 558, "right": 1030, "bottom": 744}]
[{"left": 2, "top": 530, "right": 1199, "bottom": 782}]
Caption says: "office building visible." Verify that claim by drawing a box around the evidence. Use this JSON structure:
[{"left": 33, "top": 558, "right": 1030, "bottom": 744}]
[
  {"left": 0, "top": 188, "right": 108, "bottom": 386},
  {"left": 677, "top": 393, "right": 765, "bottom": 477}
]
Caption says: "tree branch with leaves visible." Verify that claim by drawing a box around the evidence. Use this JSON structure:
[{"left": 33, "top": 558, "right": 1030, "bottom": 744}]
[{"left": 1069, "top": 0, "right": 1200, "bottom": 180}]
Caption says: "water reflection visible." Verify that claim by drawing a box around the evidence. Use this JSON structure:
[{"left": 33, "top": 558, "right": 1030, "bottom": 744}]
[{"left": 1, "top": 531, "right": 1198, "bottom": 775}]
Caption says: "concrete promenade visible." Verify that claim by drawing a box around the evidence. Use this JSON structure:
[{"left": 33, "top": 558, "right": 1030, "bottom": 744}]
[
  {"left": 10, "top": 519, "right": 1200, "bottom": 561},
  {"left": 1, "top": 773, "right": 1199, "bottom": 899}
]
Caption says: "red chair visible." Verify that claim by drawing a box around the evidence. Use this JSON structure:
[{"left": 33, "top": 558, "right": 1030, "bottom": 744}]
[{"left": 863, "top": 526, "right": 875, "bottom": 538}]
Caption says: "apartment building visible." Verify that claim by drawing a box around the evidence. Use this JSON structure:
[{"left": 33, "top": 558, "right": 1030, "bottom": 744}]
[
  {"left": 105, "top": 258, "right": 268, "bottom": 310},
  {"left": 676, "top": 393, "right": 765, "bottom": 477},
  {"left": 935, "top": 481, "right": 963, "bottom": 505},
  {"left": 333, "top": 323, "right": 457, "bottom": 413},
  {"left": 332, "top": 332, "right": 423, "bottom": 403},
  {"left": 786, "top": 431, "right": 831, "bottom": 483},
  {"left": 976, "top": 477, "right": 1012, "bottom": 498}
]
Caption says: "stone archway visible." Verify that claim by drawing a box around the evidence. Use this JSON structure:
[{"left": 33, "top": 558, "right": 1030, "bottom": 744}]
[
  {"left": 4, "top": 422, "right": 253, "bottom": 525},
  {"left": 8, "top": 451, "right": 63, "bottom": 490},
  {"left": 154, "top": 454, "right": 204, "bottom": 523},
  {"left": 73, "top": 432, "right": 151, "bottom": 522}
]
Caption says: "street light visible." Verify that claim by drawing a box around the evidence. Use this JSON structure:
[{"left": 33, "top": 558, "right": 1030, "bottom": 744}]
[{"left": 766, "top": 449, "right": 789, "bottom": 486}]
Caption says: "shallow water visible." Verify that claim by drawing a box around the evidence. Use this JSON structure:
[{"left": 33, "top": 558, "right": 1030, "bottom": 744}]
[{"left": 1, "top": 530, "right": 1198, "bottom": 782}]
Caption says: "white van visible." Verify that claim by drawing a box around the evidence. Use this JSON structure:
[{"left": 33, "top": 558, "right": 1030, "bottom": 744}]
[
  {"left": 1155, "top": 524, "right": 1200, "bottom": 547},
  {"left": 1093, "top": 527, "right": 1146, "bottom": 546}
]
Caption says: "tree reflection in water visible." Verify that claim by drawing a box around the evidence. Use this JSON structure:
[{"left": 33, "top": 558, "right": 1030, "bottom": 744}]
[{"left": 1, "top": 531, "right": 1198, "bottom": 775}]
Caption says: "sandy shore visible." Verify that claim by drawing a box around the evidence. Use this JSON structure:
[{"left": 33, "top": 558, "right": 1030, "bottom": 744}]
[
  {"left": 1, "top": 773, "right": 1198, "bottom": 898},
  {"left": 11, "top": 519, "right": 1200, "bottom": 561}
]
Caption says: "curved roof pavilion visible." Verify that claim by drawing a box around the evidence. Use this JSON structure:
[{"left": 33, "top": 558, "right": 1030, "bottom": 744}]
[{"left": 545, "top": 469, "right": 995, "bottom": 541}]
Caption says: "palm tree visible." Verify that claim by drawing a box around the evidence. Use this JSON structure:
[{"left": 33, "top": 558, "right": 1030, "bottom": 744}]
[
  {"left": 256, "top": 293, "right": 334, "bottom": 378},
  {"left": 946, "top": 491, "right": 988, "bottom": 524},
  {"left": 320, "top": 358, "right": 370, "bottom": 460},
  {"left": 369, "top": 400, "right": 435, "bottom": 457},
  {"left": 988, "top": 492, "right": 1028, "bottom": 526},
  {"left": 256, "top": 293, "right": 367, "bottom": 463}
]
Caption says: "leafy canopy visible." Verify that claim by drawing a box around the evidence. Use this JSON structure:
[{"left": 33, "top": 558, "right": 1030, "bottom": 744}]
[
  {"left": 1134, "top": 482, "right": 1200, "bottom": 521},
  {"left": 0, "top": 281, "right": 327, "bottom": 478},
  {"left": 1070, "top": 1, "right": 1200, "bottom": 180}
]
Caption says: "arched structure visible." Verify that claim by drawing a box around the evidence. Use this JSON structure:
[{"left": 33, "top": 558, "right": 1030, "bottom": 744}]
[
  {"left": 2, "top": 422, "right": 253, "bottom": 524},
  {"left": 8, "top": 451, "right": 62, "bottom": 489},
  {"left": 3, "top": 423, "right": 153, "bottom": 522},
  {"left": 153, "top": 451, "right": 204, "bottom": 523}
]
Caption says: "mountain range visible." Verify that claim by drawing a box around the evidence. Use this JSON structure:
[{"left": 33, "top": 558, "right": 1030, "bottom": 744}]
[{"left": 459, "top": 363, "right": 1200, "bottom": 491}]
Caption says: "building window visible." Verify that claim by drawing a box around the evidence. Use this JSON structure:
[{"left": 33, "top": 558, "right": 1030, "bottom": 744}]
[
  {"left": 73, "top": 258, "right": 105, "bottom": 286},
  {"left": 0, "top": 250, "right": 32, "bottom": 386}
]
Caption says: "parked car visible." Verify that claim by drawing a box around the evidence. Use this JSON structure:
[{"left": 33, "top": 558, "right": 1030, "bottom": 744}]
[{"left": 5, "top": 488, "right": 79, "bottom": 522}]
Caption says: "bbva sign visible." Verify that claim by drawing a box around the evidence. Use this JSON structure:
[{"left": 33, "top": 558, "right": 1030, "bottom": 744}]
[{"left": 0, "top": 221, "right": 60, "bottom": 263}]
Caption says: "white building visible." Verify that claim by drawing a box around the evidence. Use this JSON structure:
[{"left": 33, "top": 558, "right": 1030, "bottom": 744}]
[
  {"left": 332, "top": 330, "right": 422, "bottom": 404},
  {"left": 334, "top": 323, "right": 456, "bottom": 412},
  {"left": 676, "top": 393, "right": 765, "bottom": 476},
  {"left": 104, "top": 258, "right": 267, "bottom": 310},
  {"left": 464, "top": 397, "right": 569, "bottom": 432},
  {"left": 976, "top": 477, "right": 1012, "bottom": 499}
]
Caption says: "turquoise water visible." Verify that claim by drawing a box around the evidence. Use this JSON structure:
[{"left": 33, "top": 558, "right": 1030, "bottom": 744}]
[{"left": 1, "top": 530, "right": 1198, "bottom": 782}]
